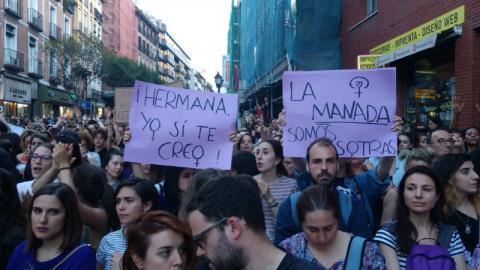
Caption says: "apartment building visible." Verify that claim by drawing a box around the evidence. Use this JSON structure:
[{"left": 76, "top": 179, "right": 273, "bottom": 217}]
[
  {"left": 1, "top": 0, "right": 73, "bottom": 118},
  {"left": 135, "top": 6, "right": 157, "bottom": 72}
]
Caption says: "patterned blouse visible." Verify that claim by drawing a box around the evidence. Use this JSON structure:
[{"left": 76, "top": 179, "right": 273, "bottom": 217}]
[{"left": 279, "top": 232, "right": 386, "bottom": 269}]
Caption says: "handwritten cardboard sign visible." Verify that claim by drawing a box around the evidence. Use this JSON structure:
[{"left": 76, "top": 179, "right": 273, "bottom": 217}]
[
  {"left": 114, "top": 87, "right": 134, "bottom": 123},
  {"left": 282, "top": 68, "right": 397, "bottom": 158},
  {"left": 124, "top": 81, "right": 238, "bottom": 170}
]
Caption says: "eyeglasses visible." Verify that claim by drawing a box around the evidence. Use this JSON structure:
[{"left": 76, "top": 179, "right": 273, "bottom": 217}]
[
  {"left": 193, "top": 217, "right": 230, "bottom": 249},
  {"left": 431, "top": 138, "right": 454, "bottom": 146},
  {"left": 31, "top": 154, "right": 52, "bottom": 162}
]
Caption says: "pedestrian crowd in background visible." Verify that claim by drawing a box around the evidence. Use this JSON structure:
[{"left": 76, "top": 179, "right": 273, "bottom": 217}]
[{"left": 2, "top": 95, "right": 480, "bottom": 270}]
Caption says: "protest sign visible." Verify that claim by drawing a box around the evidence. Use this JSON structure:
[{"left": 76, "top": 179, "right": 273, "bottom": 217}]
[
  {"left": 114, "top": 87, "right": 134, "bottom": 123},
  {"left": 124, "top": 80, "right": 238, "bottom": 170},
  {"left": 282, "top": 68, "right": 397, "bottom": 158},
  {"left": 8, "top": 123, "right": 24, "bottom": 135}
]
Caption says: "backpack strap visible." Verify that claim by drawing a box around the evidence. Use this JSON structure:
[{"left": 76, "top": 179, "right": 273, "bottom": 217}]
[
  {"left": 51, "top": 244, "right": 93, "bottom": 270},
  {"left": 344, "top": 236, "right": 367, "bottom": 270},
  {"left": 338, "top": 190, "right": 352, "bottom": 228},
  {"left": 437, "top": 224, "right": 455, "bottom": 250},
  {"left": 290, "top": 191, "right": 301, "bottom": 229}
]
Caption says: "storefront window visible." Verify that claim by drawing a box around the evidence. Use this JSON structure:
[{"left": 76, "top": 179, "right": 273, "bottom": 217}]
[
  {"left": 405, "top": 48, "right": 455, "bottom": 128},
  {"left": 4, "top": 102, "right": 29, "bottom": 118}
]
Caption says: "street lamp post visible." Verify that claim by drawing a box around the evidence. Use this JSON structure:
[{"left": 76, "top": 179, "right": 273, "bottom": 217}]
[{"left": 214, "top": 72, "right": 223, "bottom": 93}]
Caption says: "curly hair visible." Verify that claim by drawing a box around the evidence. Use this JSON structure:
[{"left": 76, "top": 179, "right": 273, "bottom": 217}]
[{"left": 432, "top": 153, "right": 480, "bottom": 217}]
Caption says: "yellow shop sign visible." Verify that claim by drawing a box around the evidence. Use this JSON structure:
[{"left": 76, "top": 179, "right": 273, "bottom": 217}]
[{"left": 370, "top": 5, "right": 464, "bottom": 55}]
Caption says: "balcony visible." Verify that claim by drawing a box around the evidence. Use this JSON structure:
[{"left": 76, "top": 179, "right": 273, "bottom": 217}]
[
  {"left": 3, "top": 0, "right": 22, "bottom": 18},
  {"left": 94, "top": 8, "right": 102, "bottom": 23},
  {"left": 158, "top": 53, "right": 167, "bottom": 62},
  {"left": 159, "top": 38, "right": 167, "bottom": 48},
  {"left": 49, "top": 23, "right": 61, "bottom": 40},
  {"left": 28, "top": 58, "right": 44, "bottom": 78},
  {"left": 28, "top": 8, "right": 43, "bottom": 32},
  {"left": 64, "top": 33, "right": 71, "bottom": 40},
  {"left": 174, "top": 65, "right": 180, "bottom": 72},
  {"left": 49, "top": 66, "right": 61, "bottom": 85},
  {"left": 167, "top": 70, "right": 175, "bottom": 78},
  {"left": 157, "top": 66, "right": 166, "bottom": 74},
  {"left": 4, "top": 49, "right": 24, "bottom": 71}
]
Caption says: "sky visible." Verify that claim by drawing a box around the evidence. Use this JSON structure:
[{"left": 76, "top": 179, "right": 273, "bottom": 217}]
[{"left": 137, "top": 0, "right": 232, "bottom": 87}]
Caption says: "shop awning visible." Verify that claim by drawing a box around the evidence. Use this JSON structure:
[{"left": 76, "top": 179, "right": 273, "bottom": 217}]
[{"left": 375, "top": 34, "right": 437, "bottom": 68}]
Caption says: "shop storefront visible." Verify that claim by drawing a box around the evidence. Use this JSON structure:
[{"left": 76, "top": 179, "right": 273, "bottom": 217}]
[
  {"left": 37, "top": 84, "right": 75, "bottom": 118},
  {"left": 96, "top": 100, "right": 105, "bottom": 116},
  {"left": 404, "top": 47, "right": 455, "bottom": 128},
  {"left": 0, "top": 72, "right": 32, "bottom": 118},
  {"left": 367, "top": 6, "right": 464, "bottom": 128}
]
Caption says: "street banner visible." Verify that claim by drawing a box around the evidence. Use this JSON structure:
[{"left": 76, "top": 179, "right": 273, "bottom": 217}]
[
  {"left": 114, "top": 87, "right": 134, "bottom": 123},
  {"left": 282, "top": 68, "right": 397, "bottom": 158},
  {"left": 124, "top": 80, "right": 238, "bottom": 170}
]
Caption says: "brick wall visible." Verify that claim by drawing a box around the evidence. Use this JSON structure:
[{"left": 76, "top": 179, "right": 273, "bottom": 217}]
[{"left": 341, "top": 0, "right": 480, "bottom": 128}]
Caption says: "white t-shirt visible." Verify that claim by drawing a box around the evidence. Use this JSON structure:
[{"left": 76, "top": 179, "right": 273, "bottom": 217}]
[{"left": 17, "top": 179, "right": 60, "bottom": 201}]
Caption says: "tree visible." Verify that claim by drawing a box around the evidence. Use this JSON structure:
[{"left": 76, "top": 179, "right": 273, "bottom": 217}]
[
  {"left": 102, "top": 51, "right": 164, "bottom": 87},
  {"left": 42, "top": 37, "right": 105, "bottom": 101}
]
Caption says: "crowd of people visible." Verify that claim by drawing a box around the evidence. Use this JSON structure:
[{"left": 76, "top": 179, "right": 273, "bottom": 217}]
[{"left": 1, "top": 97, "right": 480, "bottom": 270}]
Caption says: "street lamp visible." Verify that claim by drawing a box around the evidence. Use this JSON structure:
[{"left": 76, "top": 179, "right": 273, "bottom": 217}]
[{"left": 214, "top": 72, "right": 223, "bottom": 93}]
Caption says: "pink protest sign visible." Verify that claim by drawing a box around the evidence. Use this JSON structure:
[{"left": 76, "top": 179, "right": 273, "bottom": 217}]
[
  {"left": 282, "top": 68, "right": 397, "bottom": 158},
  {"left": 124, "top": 80, "right": 238, "bottom": 170}
]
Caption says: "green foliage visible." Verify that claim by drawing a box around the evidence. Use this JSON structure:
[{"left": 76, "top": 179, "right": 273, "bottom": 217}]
[{"left": 102, "top": 51, "right": 163, "bottom": 87}]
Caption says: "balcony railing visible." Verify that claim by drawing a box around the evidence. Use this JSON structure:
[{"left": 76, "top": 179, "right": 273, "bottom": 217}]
[
  {"left": 49, "top": 23, "right": 61, "bottom": 40},
  {"left": 28, "top": 8, "right": 43, "bottom": 31},
  {"left": 3, "top": 0, "right": 22, "bottom": 18},
  {"left": 64, "top": 33, "right": 71, "bottom": 40},
  {"left": 4, "top": 48, "right": 24, "bottom": 71},
  {"left": 28, "top": 58, "right": 44, "bottom": 78},
  {"left": 49, "top": 65, "right": 61, "bottom": 85},
  {"left": 158, "top": 53, "right": 167, "bottom": 62},
  {"left": 84, "top": 26, "right": 88, "bottom": 35},
  {"left": 157, "top": 66, "right": 166, "bottom": 74}
]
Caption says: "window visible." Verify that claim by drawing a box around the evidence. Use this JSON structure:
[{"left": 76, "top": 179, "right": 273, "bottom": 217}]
[
  {"left": 405, "top": 48, "right": 455, "bottom": 128},
  {"left": 367, "top": 0, "right": 377, "bottom": 16},
  {"left": 28, "top": 36, "right": 38, "bottom": 73}
]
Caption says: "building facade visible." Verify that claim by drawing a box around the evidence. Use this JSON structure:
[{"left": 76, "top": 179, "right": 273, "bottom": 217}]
[
  {"left": 341, "top": 1, "right": 478, "bottom": 129},
  {"left": 146, "top": 13, "right": 192, "bottom": 88},
  {"left": 135, "top": 6, "right": 157, "bottom": 72},
  {"left": 1, "top": 0, "right": 74, "bottom": 118},
  {"left": 102, "top": 0, "right": 135, "bottom": 60}
]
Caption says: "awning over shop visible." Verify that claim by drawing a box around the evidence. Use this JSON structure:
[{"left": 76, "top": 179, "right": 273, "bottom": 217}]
[{"left": 375, "top": 34, "right": 437, "bottom": 68}]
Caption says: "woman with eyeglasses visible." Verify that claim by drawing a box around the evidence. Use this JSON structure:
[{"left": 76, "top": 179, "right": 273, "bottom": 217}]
[
  {"left": 96, "top": 178, "right": 161, "bottom": 270},
  {"left": 7, "top": 182, "right": 96, "bottom": 270},
  {"left": 16, "top": 143, "right": 55, "bottom": 201},
  {"left": 122, "top": 211, "right": 195, "bottom": 270}
]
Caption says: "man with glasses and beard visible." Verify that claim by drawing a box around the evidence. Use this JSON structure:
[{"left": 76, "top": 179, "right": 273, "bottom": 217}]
[{"left": 186, "top": 175, "right": 318, "bottom": 270}]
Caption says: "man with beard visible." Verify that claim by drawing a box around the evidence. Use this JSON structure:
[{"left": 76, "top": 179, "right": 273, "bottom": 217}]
[
  {"left": 275, "top": 138, "right": 394, "bottom": 244},
  {"left": 187, "top": 175, "right": 318, "bottom": 270}
]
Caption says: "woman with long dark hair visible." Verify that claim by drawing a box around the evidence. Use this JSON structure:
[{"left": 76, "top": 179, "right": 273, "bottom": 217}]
[
  {"left": 0, "top": 168, "right": 25, "bottom": 269},
  {"left": 7, "top": 183, "right": 96, "bottom": 269},
  {"left": 374, "top": 166, "right": 466, "bottom": 270},
  {"left": 254, "top": 139, "right": 298, "bottom": 242},
  {"left": 163, "top": 166, "right": 195, "bottom": 216},
  {"left": 96, "top": 178, "right": 161, "bottom": 270}
]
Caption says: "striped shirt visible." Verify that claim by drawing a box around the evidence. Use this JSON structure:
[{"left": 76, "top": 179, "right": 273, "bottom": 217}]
[
  {"left": 96, "top": 229, "right": 127, "bottom": 270},
  {"left": 374, "top": 220, "right": 466, "bottom": 269},
  {"left": 255, "top": 175, "right": 299, "bottom": 243}
]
